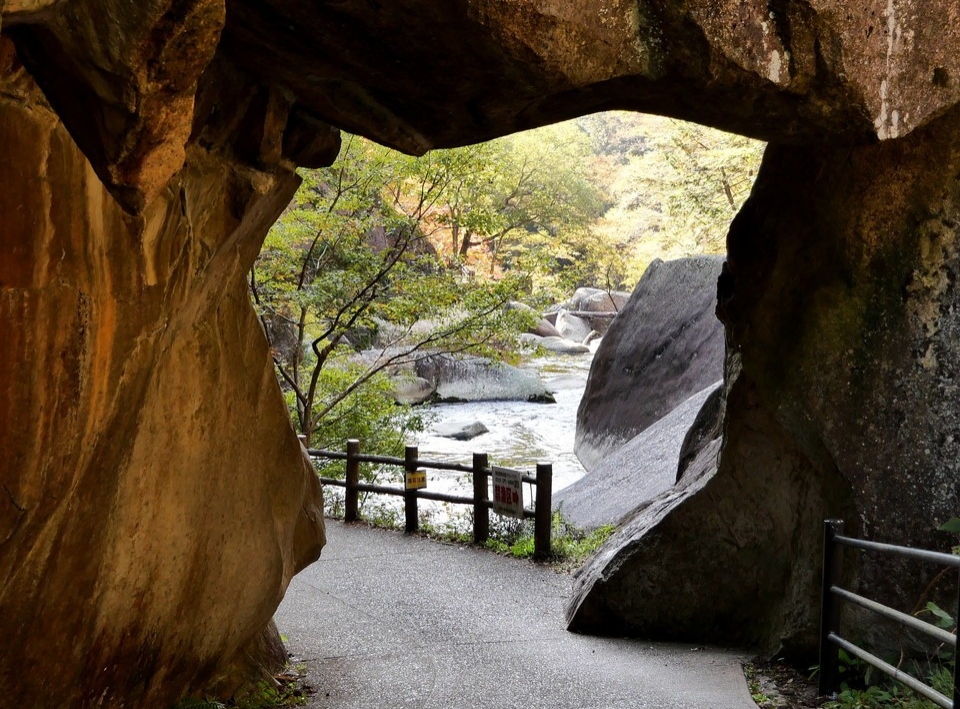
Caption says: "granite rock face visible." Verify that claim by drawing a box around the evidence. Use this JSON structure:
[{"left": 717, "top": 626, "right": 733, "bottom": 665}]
[
  {"left": 575, "top": 256, "right": 726, "bottom": 472},
  {"left": 555, "top": 381, "right": 721, "bottom": 529},
  {"left": 3, "top": 0, "right": 960, "bottom": 704},
  {"left": 569, "top": 106, "right": 960, "bottom": 655}
]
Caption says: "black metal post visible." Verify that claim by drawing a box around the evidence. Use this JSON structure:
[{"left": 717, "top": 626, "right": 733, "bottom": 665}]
[
  {"left": 404, "top": 445, "right": 419, "bottom": 534},
  {"left": 954, "top": 568, "right": 960, "bottom": 709},
  {"left": 533, "top": 462, "right": 553, "bottom": 561},
  {"left": 819, "top": 519, "right": 845, "bottom": 697},
  {"left": 472, "top": 453, "right": 489, "bottom": 544},
  {"left": 345, "top": 439, "right": 360, "bottom": 522}
]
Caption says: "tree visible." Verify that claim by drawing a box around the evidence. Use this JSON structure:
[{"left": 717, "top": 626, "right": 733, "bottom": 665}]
[
  {"left": 577, "top": 112, "right": 764, "bottom": 282},
  {"left": 250, "top": 135, "right": 531, "bottom": 449},
  {"left": 439, "top": 124, "right": 606, "bottom": 277}
]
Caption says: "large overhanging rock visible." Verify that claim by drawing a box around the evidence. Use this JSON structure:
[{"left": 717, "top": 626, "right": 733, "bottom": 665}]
[
  {"left": 568, "top": 103, "right": 960, "bottom": 656},
  {"left": 0, "top": 40, "right": 326, "bottom": 707},
  {"left": 217, "top": 0, "right": 960, "bottom": 150},
  {"left": 2, "top": 0, "right": 960, "bottom": 705}
]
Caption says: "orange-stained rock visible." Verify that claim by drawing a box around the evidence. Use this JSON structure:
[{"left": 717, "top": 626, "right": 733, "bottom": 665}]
[{"left": 0, "top": 42, "right": 324, "bottom": 707}]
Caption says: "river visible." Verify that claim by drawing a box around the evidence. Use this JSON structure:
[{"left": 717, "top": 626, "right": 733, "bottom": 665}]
[{"left": 414, "top": 342, "right": 598, "bottom": 499}]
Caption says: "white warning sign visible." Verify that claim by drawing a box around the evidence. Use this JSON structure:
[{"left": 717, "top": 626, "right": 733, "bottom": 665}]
[{"left": 492, "top": 466, "right": 524, "bottom": 519}]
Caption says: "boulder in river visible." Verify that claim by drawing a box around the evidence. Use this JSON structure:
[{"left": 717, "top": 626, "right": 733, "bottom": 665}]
[
  {"left": 555, "top": 310, "right": 594, "bottom": 343},
  {"left": 554, "top": 381, "right": 721, "bottom": 529},
  {"left": 415, "top": 353, "right": 550, "bottom": 402},
  {"left": 390, "top": 376, "right": 436, "bottom": 405},
  {"left": 433, "top": 420, "right": 489, "bottom": 441},
  {"left": 521, "top": 334, "right": 592, "bottom": 355},
  {"left": 565, "top": 287, "right": 630, "bottom": 313},
  {"left": 575, "top": 256, "right": 726, "bottom": 472}
]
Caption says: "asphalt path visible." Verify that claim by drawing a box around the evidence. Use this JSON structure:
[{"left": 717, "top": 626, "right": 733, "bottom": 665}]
[{"left": 274, "top": 520, "right": 757, "bottom": 709}]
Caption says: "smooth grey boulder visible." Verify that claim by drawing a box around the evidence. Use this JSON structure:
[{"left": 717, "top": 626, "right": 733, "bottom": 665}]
[
  {"left": 538, "top": 336, "right": 592, "bottom": 355},
  {"left": 390, "top": 376, "right": 435, "bottom": 405},
  {"left": 575, "top": 256, "right": 725, "bottom": 472},
  {"left": 433, "top": 420, "right": 489, "bottom": 441},
  {"left": 555, "top": 310, "right": 593, "bottom": 343},
  {"left": 565, "top": 287, "right": 630, "bottom": 313},
  {"left": 507, "top": 300, "right": 562, "bottom": 338},
  {"left": 554, "top": 381, "right": 721, "bottom": 529},
  {"left": 415, "top": 353, "right": 549, "bottom": 402}
]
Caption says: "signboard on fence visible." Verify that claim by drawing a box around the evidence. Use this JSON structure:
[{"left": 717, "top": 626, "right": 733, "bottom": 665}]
[
  {"left": 405, "top": 469, "right": 427, "bottom": 490},
  {"left": 492, "top": 466, "right": 524, "bottom": 519}
]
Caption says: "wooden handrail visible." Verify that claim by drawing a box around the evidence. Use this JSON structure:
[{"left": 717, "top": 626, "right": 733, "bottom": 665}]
[{"left": 310, "top": 439, "right": 552, "bottom": 558}]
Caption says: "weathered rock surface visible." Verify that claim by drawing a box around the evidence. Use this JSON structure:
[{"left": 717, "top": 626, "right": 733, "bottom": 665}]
[
  {"left": 4, "top": 0, "right": 960, "bottom": 704},
  {"left": 0, "top": 39, "right": 326, "bottom": 708},
  {"left": 391, "top": 376, "right": 436, "bottom": 405},
  {"left": 554, "top": 381, "right": 721, "bottom": 529},
  {"left": 563, "top": 287, "right": 630, "bottom": 313},
  {"left": 415, "top": 353, "right": 550, "bottom": 402},
  {"left": 569, "top": 106, "right": 960, "bottom": 656},
  {"left": 521, "top": 333, "right": 593, "bottom": 355},
  {"left": 575, "top": 256, "right": 726, "bottom": 472},
  {"left": 555, "top": 310, "right": 594, "bottom": 343}
]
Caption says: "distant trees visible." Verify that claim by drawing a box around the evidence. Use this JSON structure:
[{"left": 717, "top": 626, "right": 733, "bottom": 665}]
[
  {"left": 251, "top": 115, "right": 764, "bottom": 448},
  {"left": 250, "top": 135, "right": 531, "bottom": 449},
  {"left": 578, "top": 112, "right": 764, "bottom": 276}
]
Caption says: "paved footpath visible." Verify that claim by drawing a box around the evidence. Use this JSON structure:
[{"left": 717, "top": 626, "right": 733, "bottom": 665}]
[{"left": 274, "top": 521, "right": 757, "bottom": 709}]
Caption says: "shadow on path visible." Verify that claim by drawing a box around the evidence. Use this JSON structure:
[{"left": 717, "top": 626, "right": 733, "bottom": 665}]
[{"left": 274, "top": 520, "right": 756, "bottom": 709}]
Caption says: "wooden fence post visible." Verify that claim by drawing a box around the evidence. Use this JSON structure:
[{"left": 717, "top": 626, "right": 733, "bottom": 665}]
[
  {"left": 472, "top": 453, "right": 489, "bottom": 544},
  {"left": 404, "top": 445, "right": 419, "bottom": 534},
  {"left": 819, "top": 519, "right": 844, "bottom": 697},
  {"left": 345, "top": 439, "right": 360, "bottom": 522},
  {"left": 533, "top": 462, "right": 552, "bottom": 561}
]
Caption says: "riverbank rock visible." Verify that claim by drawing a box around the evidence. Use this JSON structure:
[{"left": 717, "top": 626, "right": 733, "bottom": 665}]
[
  {"left": 415, "top": 353, "right": 550, "bottom": 402},
  {"left": 555, "top": 310, "right": 594, "bottom": 343},
  {"left": 520, "top": 334, "right": 593, "bottom": 355},
  {"left": 434, "top": 420, "right": 489, "bottom": 441},
  {"left": 575, "top": 256, "right": 726, "bottom": 472},
  {"left": 391, "top": 376, "right": 436, "bottom": 405},
  {"left": 555, "top": 382, "right": 721, "bottom": 529},
  {"left": 564, "top": 287, "right": 630, "bottom": 313}
]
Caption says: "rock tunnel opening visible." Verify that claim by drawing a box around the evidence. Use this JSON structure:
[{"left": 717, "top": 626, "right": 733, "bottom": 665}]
[{"left": 4, "top": 2, "right": 960, "bottom": 706}]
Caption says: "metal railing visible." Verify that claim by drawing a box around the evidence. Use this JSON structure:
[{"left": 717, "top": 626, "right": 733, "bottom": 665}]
[
  {"left": 307, "top": 439, "right": 554, "bottom": 560},
  {"left": 819, "top": 519, "right": 960, "bottom": 708}
]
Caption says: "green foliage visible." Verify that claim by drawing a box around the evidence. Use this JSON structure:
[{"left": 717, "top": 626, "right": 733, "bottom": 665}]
[
  {"left": 482, "top": 511, "right": 616, "bottom": 565},
  {"left": 938, "top": 517, "right": 960, "bottom": 534},
  {"left": 309, "top": 364, "right": 425, "bottom": 459},
  {"left": 172, "top": 675, "right": 308, "bottom": 709},
  {"left": 578, "top": 112, "right": 764, "bottom": 282},
  {"left": 923, "top": 601, "right": 954, "bottom": 629},
  {"left": 252, "top": 134, "right": 533, "bottom": 448},
  {"left": 820, "top": 645, "right": 954, "bottom": 709}
]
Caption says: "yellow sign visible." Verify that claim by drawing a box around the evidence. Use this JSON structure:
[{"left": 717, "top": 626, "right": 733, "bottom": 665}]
[{"left": 405, "top": 469, "right": 427, "bottom": 490}]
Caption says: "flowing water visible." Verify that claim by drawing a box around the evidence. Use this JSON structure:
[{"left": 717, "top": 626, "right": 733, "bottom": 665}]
[{"left": 414, "top": 342, "right": 598, "bottom": 497}]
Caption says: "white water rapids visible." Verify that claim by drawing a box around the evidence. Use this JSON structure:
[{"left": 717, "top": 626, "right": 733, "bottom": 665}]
[{"left": 413, "top": 342, "right": 598, "bottom": 500}]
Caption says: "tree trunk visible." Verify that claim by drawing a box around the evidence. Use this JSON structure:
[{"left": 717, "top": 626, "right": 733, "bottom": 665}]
[{"left": 458, "top": 229, "right": 473, "bottom": 257}]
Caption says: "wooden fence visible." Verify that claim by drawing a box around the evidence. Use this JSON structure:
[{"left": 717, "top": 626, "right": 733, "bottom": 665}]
[{"left": 307, "top": 439, "right": 554, "bottom": 560}]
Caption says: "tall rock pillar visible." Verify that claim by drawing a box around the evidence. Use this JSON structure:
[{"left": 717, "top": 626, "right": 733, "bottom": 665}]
[
  {"left": 569, "top": 107, "right": 960, "bottom": 656},
  {"left": 0, "top": 40, "right": 326, "bottom": 707}
]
